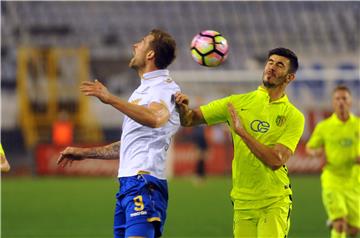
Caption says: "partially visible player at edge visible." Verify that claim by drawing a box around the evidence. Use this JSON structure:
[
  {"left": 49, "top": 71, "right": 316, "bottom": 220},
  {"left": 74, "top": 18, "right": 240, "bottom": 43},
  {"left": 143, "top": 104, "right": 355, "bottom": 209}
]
[
  {"left": 175, "top": 48, "right": 305, "bottom": 237},
  {"left": 306, "top": 85, "right": 360, "bottom": 238},
  {"left": 1, "top": 143, "right": 11, "bottom": 172},
  {"left": 57, "top": 29, "right": 180, "bottom": 238}
]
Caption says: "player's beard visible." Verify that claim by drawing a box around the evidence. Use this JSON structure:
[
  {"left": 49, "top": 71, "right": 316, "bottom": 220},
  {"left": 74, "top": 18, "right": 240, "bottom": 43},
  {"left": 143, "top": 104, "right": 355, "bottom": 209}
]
[
  {"left": 262, "top": 73, "right": 287, "bottom": 89},
  {"left": 129, "top": 50, "right": 140, "bottom": 69},
  {"left": 263, "top": 79, "right": 276, "bottom": 88},
  {"left": 129, "top": 56, "right": 136, "bottom": 68},
  {"left": 129, "top": 55, "right": 146, "bottom": 71}
]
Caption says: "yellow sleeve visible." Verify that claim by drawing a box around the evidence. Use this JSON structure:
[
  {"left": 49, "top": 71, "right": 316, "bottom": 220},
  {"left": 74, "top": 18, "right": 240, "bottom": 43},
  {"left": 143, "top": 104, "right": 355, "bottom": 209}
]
[
  {"left": 200, "top": 96, "right": 231, "bottom": 126},
  {"left": 357, "top": 118, "right": 360, "bottom": 157},
  {"left": 0, "top": 144, "right": 4, "bottom": 157},
  {"left": 306, "top": 122, "right": 324, "bottom": 149},
  {"left": 277, "top": 109, "right": 305, "bottom": 153}
]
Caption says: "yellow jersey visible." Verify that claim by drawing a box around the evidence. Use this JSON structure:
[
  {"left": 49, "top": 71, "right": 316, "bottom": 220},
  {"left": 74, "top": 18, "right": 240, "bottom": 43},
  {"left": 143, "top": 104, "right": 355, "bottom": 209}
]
[
  {"left": 0, "top": 144, "right": 5, "bottom": 157},
  {"left": 200, "top": 86, "right": 305, "bottom": 209},
  {"left": 307, "top": 113, "right": 360, "bottom": 188}
]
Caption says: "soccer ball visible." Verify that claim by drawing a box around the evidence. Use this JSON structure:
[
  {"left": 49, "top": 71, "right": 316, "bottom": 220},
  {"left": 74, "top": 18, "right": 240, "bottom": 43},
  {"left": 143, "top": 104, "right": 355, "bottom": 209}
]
[{"left": 190, "top": 30, "right": 229, "bottom": 67}]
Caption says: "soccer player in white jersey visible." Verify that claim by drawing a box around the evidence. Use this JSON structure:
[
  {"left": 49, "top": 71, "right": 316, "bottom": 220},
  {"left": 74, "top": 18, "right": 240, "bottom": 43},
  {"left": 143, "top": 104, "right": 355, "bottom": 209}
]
[{"left": 57, "top": 29, "right": 180, "bottom": 238}]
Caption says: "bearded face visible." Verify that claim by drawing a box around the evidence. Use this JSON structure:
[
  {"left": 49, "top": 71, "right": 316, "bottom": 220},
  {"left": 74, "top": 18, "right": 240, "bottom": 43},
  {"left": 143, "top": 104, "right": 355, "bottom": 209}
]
[
  {"left": 129, "top": 34, "right": 154, "bottom": 70},
  {"left": 262, "top": 55, "right": 292, "bottom": 88}
]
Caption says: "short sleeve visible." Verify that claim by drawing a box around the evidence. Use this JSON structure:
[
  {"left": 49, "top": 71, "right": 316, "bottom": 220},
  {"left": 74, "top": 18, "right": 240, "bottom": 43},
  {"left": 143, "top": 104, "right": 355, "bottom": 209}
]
[
  {"left": 0, "top": 144, "right": 5, "bottom": 157},
  {"left": 306, "top": 123, "right": 325, "bottom": 150},
  {"left": 148, "top": 85, "right": 179, "bottom": 111},
  {"left": 277, "top": 110, "right": 305, "bottom": 153},
  {"left": 356, "top": 118, "right": 360, "bottom": 157},
  {"left": 200, "top": 96, "right": 231, "bottom": 125}
]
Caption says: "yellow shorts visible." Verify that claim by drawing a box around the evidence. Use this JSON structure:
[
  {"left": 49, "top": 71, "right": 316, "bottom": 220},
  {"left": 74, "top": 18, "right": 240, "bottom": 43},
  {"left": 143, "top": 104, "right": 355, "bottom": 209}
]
[
  {"left": 233, "top": 196, "right": 292, "bottom": 238},
  {"left": 322, "top": 186, "right": 360, "bottom": 228}
]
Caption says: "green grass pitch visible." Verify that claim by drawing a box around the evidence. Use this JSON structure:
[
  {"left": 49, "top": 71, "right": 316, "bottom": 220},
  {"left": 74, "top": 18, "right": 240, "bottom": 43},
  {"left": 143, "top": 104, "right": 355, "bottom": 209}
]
[{"left": 2, "top": 175, "right": 328, "bottom": 238}]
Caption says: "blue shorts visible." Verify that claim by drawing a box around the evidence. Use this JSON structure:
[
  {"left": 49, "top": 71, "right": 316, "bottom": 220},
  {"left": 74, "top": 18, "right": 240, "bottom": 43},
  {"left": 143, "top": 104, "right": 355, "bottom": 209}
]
[{"left": 113, "top": 174, "right": 168, "bottom": 238}]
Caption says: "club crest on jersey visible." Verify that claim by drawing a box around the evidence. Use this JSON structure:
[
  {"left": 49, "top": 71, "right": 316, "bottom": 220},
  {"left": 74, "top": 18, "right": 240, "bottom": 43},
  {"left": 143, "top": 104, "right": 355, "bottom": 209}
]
[
  {"left": 275, "top": 115, "right": 286, "bottom": 127},
  {"left": 165, "top": 77, "right": 173, "bottom": 83}
]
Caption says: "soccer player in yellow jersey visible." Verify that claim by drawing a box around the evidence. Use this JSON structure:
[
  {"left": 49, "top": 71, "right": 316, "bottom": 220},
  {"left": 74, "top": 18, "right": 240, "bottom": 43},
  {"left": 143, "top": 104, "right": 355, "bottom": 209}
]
[
  {"left": 306, "top": 85, "right": 360, "bottom": 238},
  {"left": 175, "top": 48, "right": 305, "bottom": 237},
  {"left": 0, "top": 143, "right": 11, "bottom": 172}
]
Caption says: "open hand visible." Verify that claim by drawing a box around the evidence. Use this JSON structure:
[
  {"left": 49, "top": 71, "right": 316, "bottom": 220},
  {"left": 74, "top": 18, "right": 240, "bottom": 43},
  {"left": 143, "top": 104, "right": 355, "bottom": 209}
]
[
  {"left": 80, "top": 80, "right": 112, "bottom": 104},
  {"left": 174, "top": 92, "right": 190, "bottom": 114},
  {"left": 57, "top": 147, "right": 84, "bottom": 168},
  {"left": 228, "top": 103, "right": 245, "bottom": 136}
]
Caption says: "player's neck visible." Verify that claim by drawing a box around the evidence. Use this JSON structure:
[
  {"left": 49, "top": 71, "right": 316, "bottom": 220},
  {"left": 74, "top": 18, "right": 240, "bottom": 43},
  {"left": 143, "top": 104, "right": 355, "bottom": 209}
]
[
  {"left": 262, "top": 84, "right": 286, "bottom": 102},
  {"left": 335, "top": 111, "right": 350, "bottom": 122},
  {"left": 138, "top": 63, "right": 158, "bottom": 79}
]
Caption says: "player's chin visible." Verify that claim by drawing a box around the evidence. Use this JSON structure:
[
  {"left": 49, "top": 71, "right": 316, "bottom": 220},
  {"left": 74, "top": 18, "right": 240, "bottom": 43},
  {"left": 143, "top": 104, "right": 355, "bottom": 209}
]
[
  {"left": 262, "top": 77, "right": 271, "bottom": 84},
  {"left": 262, "top": 79, "right": 276, "bottom": 88},
  {"left": 128, "top": 60, "right": 134, "bottom": 68},
  {"left": 128, "top": 57, "right": 136, "bottom": 67}
]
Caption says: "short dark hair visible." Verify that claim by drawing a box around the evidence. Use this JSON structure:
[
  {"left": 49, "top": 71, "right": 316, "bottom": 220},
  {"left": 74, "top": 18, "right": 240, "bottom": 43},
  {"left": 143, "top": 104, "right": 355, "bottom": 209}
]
[
  {"left": 149, "top": 29, "right": 176, "bottom": 69},
  {"left": 268, "top": 47, "right": 299, "bottom": 73},
  {"left": 333, "top": 85, "right": 351, "bottom": 95}
]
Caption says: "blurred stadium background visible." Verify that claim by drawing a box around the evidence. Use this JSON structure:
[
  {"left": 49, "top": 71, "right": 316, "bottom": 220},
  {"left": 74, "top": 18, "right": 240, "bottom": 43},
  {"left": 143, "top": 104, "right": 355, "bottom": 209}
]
[{"left": 1, "top": 1, "right": 359, "bottom": 238}]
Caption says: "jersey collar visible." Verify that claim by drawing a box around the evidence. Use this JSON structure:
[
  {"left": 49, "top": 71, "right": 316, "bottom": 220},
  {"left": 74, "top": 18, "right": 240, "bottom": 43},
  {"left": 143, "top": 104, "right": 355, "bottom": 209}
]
[
  {"left": 257, "top": 86, "right": 289, "bottom": 104},
  {"left": 141, "top": 69, "right": 170, "bottom": 86},
  {"left": 330, "top": 113, "right": 355, "bottom": 124}
]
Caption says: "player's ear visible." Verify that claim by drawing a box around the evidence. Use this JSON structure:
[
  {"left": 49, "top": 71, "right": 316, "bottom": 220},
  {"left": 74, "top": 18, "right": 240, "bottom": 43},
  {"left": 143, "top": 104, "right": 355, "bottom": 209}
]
[
  {"left": 286, "top": 73, "right": 295, "bottom": 83},
  {"left": 147, "top": 50, "right": 155, "bottom": 60}
]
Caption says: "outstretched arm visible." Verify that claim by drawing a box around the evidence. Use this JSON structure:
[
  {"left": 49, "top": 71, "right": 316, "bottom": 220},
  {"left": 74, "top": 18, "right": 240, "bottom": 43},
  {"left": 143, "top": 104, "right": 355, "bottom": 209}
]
[
  {"left": 57, "top": 141, "right": 120, "bottom": 168},
  {"left": 1, "top": 154, "right": 11, "bottom": 172},
  {"left": 305, "top": 124, "right": 325, "bottom": 159},
  {"left": 80, "top": 80, "right": 169, "bottom": 128},
  {"left": 228, "top": 103, "right": 291, "bottom": 170},
  {"left": 305, "top": 146, "right": 324, "bottom": 158},
  {"left": 174, "top": 92, "right": 206, "bottom": 127}
]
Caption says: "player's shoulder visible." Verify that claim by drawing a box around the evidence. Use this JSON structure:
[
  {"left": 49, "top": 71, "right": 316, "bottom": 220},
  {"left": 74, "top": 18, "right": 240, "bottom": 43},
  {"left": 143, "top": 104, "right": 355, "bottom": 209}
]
[
  {"left": 229, "top": 89, "right": 257, "bottom": 102},
  {"left": 315, "top": 115, "right": 334, "bottom": 129},
  {"left": 152, "top": 78, "right": 180, "bottom": 91},
  {"left": 350, "top": 114, "right": 360, "bottom": 121},
  {"left": 285, "top": 102, "right": 305, "bottom": 123},
  {"left": 163, "top": 77, "right": 180, "bottom": 89},
  {"left": 287, "top": 102, "right": 303, "bottom": 115}
]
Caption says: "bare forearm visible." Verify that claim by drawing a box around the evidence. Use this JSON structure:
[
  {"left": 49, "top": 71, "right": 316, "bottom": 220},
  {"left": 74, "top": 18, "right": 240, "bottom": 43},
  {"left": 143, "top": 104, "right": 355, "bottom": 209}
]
[
  {"left": 78, "top": 141, "right": 120, "bottom": 160},
  {"left": 179, "top": 108, "right": 195, "bottom": 126},
  {"left": 305, "top": 146, "right": 324, "bottom": 158},
  {"left": 107, "top": 95, "right": 160, "bottom": 128},
  {"left": 81, "top": 80, "right": 164, "bottom": 127},
  {"left": 239, "top": 131, "right": 287, "bottom": 170},
  {"left": 179, "top": 108, "right": 205, "bottom": 127}
]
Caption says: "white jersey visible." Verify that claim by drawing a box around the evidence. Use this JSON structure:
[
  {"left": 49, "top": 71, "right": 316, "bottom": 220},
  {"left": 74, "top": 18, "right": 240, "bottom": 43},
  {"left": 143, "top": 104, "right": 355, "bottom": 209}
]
[{"left": 118, "top": 69, "right": 180, "bottom": 179}]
